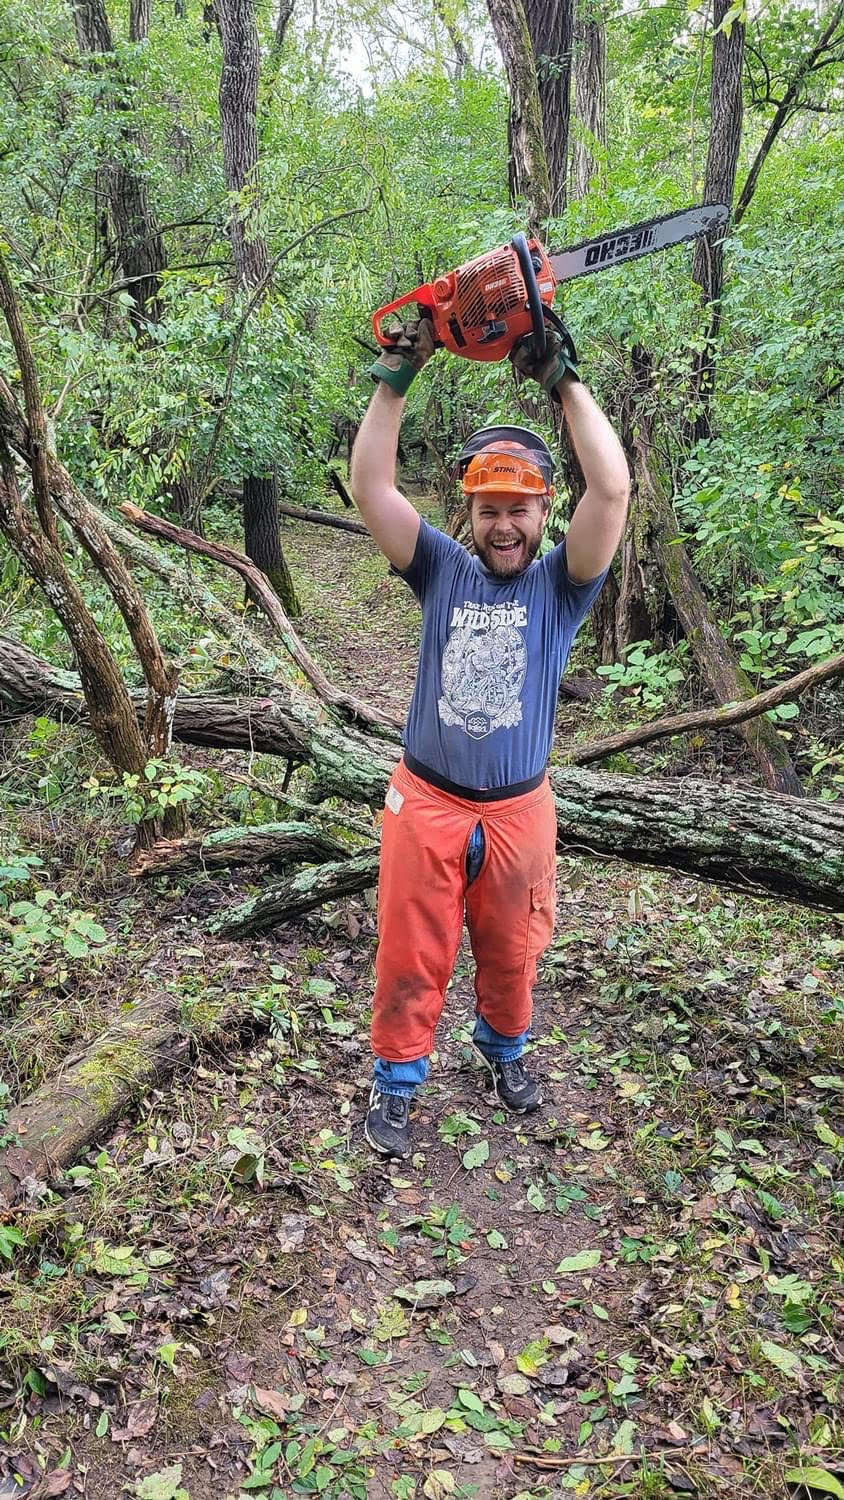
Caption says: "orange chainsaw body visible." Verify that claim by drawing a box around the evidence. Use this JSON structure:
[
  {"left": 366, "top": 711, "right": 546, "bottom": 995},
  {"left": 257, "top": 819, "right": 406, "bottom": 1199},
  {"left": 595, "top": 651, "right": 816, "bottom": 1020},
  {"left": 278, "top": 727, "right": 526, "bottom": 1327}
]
[{"left": 372, "top": 238, "right": 558, "bottom": 362}]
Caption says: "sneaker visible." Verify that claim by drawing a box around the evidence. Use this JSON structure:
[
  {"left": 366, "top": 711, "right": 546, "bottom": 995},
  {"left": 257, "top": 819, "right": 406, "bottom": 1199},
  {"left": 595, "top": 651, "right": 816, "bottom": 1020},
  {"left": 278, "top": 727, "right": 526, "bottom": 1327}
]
[
  {"left": 364, "top": 1084, "right": 412, "bottom": 1158},
  {"left": 473, "top": 1045, "right": 543, "bottom": 1114}
]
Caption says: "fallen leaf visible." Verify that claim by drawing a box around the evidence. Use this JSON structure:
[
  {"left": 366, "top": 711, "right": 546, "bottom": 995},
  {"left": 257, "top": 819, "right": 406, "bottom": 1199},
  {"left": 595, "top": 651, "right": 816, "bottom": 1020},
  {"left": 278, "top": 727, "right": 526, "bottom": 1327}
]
[
  {"left": 394, "top": 1278, "right": 456, "bottom": 1308},
  {"left": 784, "top": 1466, "right": 844, "bottom": 1499},
  {"left": 556, "top": 1249, "right": 601, "bottom": 1273},
  {"left": 253, "top": 1386, "right": 290, "bottom": 1419}
]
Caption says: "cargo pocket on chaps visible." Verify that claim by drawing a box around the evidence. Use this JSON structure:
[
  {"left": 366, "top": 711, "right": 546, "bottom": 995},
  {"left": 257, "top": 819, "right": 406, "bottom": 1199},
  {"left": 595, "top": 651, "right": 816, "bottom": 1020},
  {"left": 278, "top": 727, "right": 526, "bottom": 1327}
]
[{"left": 523, "top": 869, "right": 556, "bottom": 970}]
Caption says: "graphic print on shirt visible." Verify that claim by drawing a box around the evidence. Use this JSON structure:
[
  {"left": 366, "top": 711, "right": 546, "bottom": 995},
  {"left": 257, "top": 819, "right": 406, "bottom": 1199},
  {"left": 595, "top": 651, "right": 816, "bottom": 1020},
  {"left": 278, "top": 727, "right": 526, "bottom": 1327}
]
[{"left": 438, "top": 598, "right": 528, "bottom": 739}]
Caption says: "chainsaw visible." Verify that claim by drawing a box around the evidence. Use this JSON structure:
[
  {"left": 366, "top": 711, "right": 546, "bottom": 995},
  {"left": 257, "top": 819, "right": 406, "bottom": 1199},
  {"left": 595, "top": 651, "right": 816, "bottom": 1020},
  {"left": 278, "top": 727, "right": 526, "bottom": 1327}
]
[{"left": 371, "top": 203, "right": 729, "bottom": 363}]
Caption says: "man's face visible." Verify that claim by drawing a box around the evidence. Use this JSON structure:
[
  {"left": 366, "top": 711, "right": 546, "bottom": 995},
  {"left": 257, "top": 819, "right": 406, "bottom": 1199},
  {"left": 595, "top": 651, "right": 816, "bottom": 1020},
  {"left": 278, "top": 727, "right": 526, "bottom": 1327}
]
[{"left": 468, "top": 492, "right": 548, "bottom": 578}]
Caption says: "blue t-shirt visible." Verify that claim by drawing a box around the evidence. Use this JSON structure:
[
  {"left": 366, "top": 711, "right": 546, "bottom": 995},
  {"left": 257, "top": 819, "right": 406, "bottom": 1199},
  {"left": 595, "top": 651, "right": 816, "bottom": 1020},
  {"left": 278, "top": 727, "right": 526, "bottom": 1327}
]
[{"left": 397, "top": 519, "right": 607, "bottom": 791}]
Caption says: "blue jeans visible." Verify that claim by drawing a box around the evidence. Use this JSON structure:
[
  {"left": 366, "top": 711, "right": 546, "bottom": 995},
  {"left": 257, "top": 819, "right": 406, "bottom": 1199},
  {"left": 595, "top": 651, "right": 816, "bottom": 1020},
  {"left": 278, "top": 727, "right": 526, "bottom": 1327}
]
[{"left": 374, "top": 1012, "right": 530, "bottom": 1099}]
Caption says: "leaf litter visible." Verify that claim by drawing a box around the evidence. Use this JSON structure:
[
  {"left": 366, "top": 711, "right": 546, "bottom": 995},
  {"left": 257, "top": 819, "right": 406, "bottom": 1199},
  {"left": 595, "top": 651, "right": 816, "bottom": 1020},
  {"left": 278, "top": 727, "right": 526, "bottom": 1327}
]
[{"left": 0, "top": 521, "right": 842, "bottom": 1499}]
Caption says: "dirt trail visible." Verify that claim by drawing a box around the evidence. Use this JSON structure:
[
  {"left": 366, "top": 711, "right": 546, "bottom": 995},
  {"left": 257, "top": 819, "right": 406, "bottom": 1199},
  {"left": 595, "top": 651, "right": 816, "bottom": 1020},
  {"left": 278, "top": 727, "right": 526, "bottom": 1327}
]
[{"left": 2, "top": 514, "right": 842, "bottom": 1500}]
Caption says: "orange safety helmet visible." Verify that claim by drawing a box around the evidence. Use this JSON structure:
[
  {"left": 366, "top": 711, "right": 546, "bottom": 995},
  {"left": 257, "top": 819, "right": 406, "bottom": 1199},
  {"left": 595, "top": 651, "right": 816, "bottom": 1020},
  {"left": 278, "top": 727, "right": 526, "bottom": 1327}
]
[{"left": 456, "top": 425, "right": 555, "bottom": 499}]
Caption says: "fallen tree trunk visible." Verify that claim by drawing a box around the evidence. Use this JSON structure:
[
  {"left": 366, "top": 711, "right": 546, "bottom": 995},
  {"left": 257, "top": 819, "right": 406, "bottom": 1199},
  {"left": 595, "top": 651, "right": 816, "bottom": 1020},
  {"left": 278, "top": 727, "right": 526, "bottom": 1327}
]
[
  {"left": 130, "top": 820, "right": 355, "bottom": 876},
  {"left": 209, "top": 851, "right": 381, "bottom": 936},
  {"left": 279, "top": 499, "right": 367, "bottom": 534},
  {"left": 0, "top": 992, "right": 188, "bottom": 1205},
  {"left": 3, "top": 635, "right": 842, "bottom": 909}
]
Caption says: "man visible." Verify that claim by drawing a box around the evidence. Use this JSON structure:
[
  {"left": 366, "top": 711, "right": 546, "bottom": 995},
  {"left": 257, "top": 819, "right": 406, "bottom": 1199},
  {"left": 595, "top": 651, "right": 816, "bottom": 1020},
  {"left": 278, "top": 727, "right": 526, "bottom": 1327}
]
[{"left": 350, "top": 318, "right": 628, "bottom": 1158}]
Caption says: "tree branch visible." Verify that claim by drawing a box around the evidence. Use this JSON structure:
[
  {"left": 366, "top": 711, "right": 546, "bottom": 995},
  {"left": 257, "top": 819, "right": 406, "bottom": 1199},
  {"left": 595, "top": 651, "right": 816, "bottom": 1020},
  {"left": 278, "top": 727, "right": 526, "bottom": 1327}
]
[
  {"left": 118, "top": 503, "right": 400, "bottom": 736},
  {"left": 567, "top": 651, "right": 844, "bottom": 765}
]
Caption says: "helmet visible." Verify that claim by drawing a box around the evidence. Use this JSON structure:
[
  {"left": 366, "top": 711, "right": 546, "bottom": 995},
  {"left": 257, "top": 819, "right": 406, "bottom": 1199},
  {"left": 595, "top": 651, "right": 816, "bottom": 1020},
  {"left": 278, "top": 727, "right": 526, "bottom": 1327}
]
[{"left": 455, "top": 425, "right": 555, "bottom": 496}]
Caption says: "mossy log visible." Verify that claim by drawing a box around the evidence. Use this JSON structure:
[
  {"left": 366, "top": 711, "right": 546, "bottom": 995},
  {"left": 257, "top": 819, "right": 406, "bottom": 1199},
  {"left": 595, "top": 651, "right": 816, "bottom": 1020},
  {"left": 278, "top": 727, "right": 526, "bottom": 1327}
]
[
  {"left": 209, "top": 852, "right": 381, "bottom": 936},
  {"left": 0, "top": 992, "right": 188, "bottom": 1206},
  {"left": 130, "top": 820, "right": 355, "bottom": 876}
]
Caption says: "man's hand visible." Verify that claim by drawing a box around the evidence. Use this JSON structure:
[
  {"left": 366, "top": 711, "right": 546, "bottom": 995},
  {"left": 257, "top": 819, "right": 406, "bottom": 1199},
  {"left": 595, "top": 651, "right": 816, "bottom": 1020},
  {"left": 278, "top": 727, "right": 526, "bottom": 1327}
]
[
  {"left": 511, "top": 325, "right": 580, "bottom": 398},
  {"left": 369, "top": 316, "right": 438, "bottom": 396}
]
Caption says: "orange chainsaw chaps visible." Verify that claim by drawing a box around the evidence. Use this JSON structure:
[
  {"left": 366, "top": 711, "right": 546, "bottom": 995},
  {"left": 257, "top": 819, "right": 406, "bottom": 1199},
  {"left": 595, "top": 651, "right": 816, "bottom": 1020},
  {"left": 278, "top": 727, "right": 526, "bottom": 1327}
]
[{"left": 370, "top": 759, "right": 558, "bottom": 1062}]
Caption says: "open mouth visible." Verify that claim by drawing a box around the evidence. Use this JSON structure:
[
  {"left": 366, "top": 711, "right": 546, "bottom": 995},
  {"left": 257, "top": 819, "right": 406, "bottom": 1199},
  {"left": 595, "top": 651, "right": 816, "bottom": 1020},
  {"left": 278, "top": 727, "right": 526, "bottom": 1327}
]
[{"left": 491, "top": 538, "right": 521, "bottom": 554}]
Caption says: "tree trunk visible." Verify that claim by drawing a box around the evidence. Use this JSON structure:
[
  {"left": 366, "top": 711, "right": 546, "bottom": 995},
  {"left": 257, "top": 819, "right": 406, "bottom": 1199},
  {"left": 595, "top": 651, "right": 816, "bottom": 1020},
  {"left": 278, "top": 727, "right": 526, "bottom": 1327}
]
[
  {"left": 688, "top": 0, "right": 745, "bottom": 440},
  {"left": 626, "top": 351, "right": 802, "bottom": 796},
  {"left": 4, "top": 637, "right": 841, "bottom": 910},
  {"left": 486, "top": 0, "right": 552, "bottom": 226},
  {"left": 571, "top": 0, "right": 606, "bottom": 201},
  {"left": 129, "top": 0, "right": 151, "bottom": 41},
  {"left": 0, "top": 992, "right": 187, "bottom": 1204},
  {"left": 216, "top": 0, "right": 299, "bottom": 614},
  {"left": 130, "top": 821, "right": 351, "bottom": 875},
  {"left": 70, "top": 0, "right": 166, "bottom": 325},
  {"left": 523, "top": 0, "right": 573, "bottom": 211},
  {"left": 274, "top": 0, "right": 295, "bottom": 50},
  {"left": 216, "top": 0, "right": 269, "bottom": 288},
  {"left": 242, "top": 474, "right": 300, "bottom": 615}
]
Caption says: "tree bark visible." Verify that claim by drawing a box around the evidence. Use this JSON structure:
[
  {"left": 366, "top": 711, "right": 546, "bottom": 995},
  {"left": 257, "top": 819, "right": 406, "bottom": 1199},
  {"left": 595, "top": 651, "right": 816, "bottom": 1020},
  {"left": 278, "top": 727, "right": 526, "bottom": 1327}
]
[
  {"left": 70, "top": 0, "right": 166, "bottom": 325},
  {"left": 216, "top": 0, "right": 299, "bottom": 614},
  {"left": 486, "top": 0, "right": 552, "bottom": 227},
  {"left": 571, "top": 0, "right": 606, "bottom": 201},
  {"left": 0, "top": 460, "right": 149, "bottom": 778},
  {"left": 3, "top": 636, "right": 841, "bottom": 911},
  {"left": 210, "top": 852, "right": 381, "bottom": 936},
  {"left": 274, "top": 0, "right": 295, "bottom": 51},
  {"left": 129, "top": 0, "right": 151, "bottom": 41},
  {"left": 0, "top": 992, "right": 188, "bottom": 1204},
  {"left": 242, "top": 474, "right": 300, "bottom": 616},
  {"left": 688, "top": 0, "right": 745, "bottom": 439},
  {"left": 130, "top": 820, "right": 351, "bottom": 875},
  {"left": 523, "top": 0, "right": 573, "bottom": 212}
]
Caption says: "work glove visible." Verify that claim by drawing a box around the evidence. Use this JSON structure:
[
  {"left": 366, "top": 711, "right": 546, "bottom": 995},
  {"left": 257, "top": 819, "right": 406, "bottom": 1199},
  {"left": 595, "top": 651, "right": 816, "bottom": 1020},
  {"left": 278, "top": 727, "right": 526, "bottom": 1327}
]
[
  {"left": 369, "top": 315, "right": 437, "bottom": 396},
  {"left": 511, "top": 324, "right": 580, "bottom": 399}
]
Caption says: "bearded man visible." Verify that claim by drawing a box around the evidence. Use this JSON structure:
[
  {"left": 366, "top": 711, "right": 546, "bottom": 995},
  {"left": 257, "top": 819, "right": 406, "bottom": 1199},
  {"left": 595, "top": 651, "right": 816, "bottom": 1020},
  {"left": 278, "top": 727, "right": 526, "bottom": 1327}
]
[{"left": 350, "top": 320, "right": 629, "bottom": 1158}]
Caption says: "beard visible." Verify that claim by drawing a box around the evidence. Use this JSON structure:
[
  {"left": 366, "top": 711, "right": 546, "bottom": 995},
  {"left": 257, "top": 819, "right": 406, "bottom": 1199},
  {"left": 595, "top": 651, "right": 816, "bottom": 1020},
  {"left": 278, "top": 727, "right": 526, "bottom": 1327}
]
[{"left": 472, "top": 527, "right": 543, "bottom": 578}]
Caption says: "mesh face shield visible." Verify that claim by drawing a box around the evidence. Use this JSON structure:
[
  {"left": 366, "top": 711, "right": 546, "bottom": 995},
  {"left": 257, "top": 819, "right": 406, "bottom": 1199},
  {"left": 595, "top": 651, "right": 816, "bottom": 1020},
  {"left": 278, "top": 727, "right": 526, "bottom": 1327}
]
[{"left": 455, "top": 425, "right": 555, "bottom": 492}]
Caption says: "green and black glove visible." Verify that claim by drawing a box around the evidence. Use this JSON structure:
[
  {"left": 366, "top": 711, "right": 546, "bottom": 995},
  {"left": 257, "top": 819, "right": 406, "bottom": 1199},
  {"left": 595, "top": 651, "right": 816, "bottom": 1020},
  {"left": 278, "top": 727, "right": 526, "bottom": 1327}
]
[
  {"left": 369, "top": 316, "right": 437, "bottom": 396},
  {"left": 511, "top": 325, "right": 580, "bottom": 399}
]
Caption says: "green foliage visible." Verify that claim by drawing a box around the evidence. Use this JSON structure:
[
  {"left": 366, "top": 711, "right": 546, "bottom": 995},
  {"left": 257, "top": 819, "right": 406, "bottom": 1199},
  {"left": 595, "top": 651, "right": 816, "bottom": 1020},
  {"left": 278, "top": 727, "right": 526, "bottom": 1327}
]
[
  {"left": 86, "top": 759, "right": 211, "bottom": 826},
  {"left": 0, "top": 878, "right": 111, "bottom": 997},
  {"left": 597, "top": 641, "right": 691, "bottom": 716}
]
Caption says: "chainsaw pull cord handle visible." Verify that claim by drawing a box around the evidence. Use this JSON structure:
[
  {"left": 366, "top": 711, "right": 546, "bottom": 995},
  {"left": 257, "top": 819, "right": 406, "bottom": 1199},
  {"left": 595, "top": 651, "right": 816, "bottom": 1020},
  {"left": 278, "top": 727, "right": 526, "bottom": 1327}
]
[{"left": 512, "top": 233, "right": 546, "bottom": 360}]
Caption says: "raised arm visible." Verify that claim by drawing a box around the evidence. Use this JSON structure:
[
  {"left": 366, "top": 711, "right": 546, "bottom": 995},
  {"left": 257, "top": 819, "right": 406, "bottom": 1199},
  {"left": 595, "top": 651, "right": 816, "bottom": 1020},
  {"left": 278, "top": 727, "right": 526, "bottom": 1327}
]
[
  {"left": 512, "top": 330, "right": 629, "bottom": 583},
  {"left": 350, "top": 383, "right": 420, "bottom": 571},
  {"left": 556, "top": 377, "right": 629, "bottom": 583},
  {"left": 349, "top": 319, "right": 437, "bottom": 572}
]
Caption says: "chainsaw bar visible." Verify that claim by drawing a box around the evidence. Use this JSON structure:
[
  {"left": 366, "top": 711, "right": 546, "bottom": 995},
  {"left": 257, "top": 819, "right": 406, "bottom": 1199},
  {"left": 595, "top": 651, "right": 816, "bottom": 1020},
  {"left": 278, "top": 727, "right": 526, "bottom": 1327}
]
[{"left": 548, "top": 203, "right": 729, "bottom": 283}]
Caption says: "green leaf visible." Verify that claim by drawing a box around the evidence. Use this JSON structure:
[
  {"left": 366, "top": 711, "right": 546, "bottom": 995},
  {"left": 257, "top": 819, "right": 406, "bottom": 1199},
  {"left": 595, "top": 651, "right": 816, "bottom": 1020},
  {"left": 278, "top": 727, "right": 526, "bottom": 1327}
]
[
  {"left": 462, "top": 1138, "right": 489, "bottom": 1170},
  {"left": 134, "top": 1466, "right": 189, "bottom": 1500},
  {"left": 556, "top": 1249, "right": 601, "bottom": 1273},
  {"left": 810, "top": 1076, "right": 844, "bottom": 1092},
  {"left": 759, "top": 1339, "right": 802, "bottom": 1380},
  {"left": 784, "top": 1467, "right": 844, "bottom": 1499},
  {"left": 516, "top": 1337, "right": 550, "bottom": 1375},
  {"left": 486, "top": 1228, "right": 508, "bottom": 1249},
  {"left": 457, "top": 1388, "right": 484, "bottom": 1414},
  {"left": 394, "top": 1278, "right": 456, "bottom": 1305}
]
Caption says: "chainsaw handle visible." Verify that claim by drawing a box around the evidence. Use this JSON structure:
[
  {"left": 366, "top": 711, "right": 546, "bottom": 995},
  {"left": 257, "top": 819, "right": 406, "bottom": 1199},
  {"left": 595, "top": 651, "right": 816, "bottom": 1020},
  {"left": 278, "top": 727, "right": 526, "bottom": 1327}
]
[
  {"left": 512, "top": 233, "right": 547, "bottom": 360},
  {"left": 372, "top": 285, "right": 437, "bottom": 348}
]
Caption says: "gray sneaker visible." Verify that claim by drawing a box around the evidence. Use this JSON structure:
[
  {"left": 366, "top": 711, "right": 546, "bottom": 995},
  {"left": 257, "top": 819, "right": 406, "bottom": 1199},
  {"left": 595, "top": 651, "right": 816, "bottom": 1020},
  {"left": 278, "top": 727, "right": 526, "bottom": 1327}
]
[
  {"left": 473, "top": 1045, "right": 543, "bottom": 1113},
  {"left": 364, "top": 1084, "right": 412, "bottom": 1158}
]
